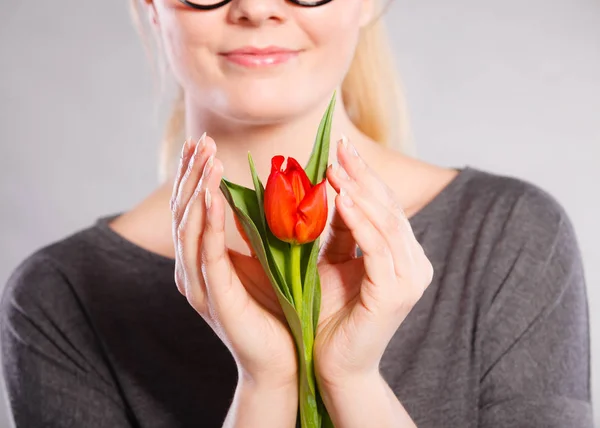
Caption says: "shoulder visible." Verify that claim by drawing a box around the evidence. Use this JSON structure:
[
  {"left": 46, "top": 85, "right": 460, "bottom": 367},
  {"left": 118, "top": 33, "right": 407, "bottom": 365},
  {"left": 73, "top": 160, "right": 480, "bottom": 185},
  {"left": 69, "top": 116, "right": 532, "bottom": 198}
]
[
  {"left": 456, "top": 166, "right": 585, "bottom": 318},
  {"left": 417, "top": 165, "right": 586, "bottom": 315},
  {"left": 1, "top": 222, "right": 108, "bottom": 328},
  {"left": 457, "top": 166, "right": 577, "bottom": 254}
]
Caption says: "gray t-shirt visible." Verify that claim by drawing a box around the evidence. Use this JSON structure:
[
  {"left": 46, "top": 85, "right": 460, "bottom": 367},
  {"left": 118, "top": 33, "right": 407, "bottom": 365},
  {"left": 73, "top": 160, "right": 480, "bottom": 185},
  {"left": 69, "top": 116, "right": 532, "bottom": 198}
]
[{"left": 1, "top": 166, "right": 593, "bottom": 427}]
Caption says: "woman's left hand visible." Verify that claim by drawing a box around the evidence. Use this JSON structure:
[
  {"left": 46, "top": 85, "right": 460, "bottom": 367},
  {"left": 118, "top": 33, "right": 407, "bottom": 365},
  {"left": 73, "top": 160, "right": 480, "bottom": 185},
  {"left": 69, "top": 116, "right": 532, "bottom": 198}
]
[{"left": 314, "top": 136, "right": 434, "bottom": 391}]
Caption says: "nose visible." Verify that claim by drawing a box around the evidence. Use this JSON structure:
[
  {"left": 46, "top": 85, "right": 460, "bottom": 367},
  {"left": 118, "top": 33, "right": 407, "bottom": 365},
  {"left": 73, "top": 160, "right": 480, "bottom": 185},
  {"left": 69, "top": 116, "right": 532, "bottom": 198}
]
[{"left": 227, "top": 0, "right": 287, "bottom": 26}]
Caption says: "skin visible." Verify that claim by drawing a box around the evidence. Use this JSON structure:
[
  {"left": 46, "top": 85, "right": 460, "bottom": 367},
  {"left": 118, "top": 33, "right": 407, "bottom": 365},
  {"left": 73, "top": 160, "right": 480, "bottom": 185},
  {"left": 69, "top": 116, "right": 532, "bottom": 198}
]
[{"left": 111, "top": 0, "right": 460, "bottom": 426}]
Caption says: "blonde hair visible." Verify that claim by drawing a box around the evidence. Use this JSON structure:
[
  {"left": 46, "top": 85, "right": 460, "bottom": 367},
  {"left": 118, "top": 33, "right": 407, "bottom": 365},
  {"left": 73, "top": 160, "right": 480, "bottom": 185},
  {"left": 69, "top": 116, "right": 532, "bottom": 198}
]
[{"left": 130, "top": 0, "right": 414, "bottom": 182}]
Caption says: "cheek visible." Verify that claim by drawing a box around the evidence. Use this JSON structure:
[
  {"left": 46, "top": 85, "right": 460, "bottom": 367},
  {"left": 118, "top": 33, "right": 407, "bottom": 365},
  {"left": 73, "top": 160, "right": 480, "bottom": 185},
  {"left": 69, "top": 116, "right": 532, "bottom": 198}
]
[
  {"left": 157, "top": 9, "right": 220, "bottom": 93},
  {"left": 296, "top": 5, "right": 363, "bottom": 78}
]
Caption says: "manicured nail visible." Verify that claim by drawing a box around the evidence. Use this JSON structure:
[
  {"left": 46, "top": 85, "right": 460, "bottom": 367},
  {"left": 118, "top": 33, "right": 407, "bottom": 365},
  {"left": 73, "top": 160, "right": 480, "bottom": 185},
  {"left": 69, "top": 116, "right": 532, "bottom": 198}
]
[
  {"left": 347, "top": 140, "right": 359, "bottom": 157},
  {"left": 340, "top": 134, "right": 349, "bottom": 151},
  {"left": 334, "top": 162, "right": 349, "bottom": 180},
  {"left": 180, "top": 139, "right": 189, "bottom": 158},
  {"left": 203, "top": 154, "right": 214, "bottom": 177},
  {"left": 205, "top": 188, "right": 212, "bottom": 211},
  {"left": 198, "top": 131, "right": 207, "bottom": 149},
  {"left": 340, "top": 187, "right": 354, "bottom": 207}
]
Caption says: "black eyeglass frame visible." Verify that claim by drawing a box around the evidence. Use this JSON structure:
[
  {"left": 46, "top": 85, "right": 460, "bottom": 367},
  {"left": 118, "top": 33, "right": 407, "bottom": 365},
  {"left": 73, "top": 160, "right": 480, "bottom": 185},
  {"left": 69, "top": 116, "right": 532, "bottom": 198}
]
[{"left": 179, "top": 0, "right": 334, "bottom": 10}]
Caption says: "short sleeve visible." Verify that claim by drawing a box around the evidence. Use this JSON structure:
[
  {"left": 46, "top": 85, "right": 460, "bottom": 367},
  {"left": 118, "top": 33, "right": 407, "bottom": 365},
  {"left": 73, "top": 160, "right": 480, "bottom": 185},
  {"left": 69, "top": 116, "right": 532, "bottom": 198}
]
[
  {"left": 0, "top": 254, "right": 134, "bottom": 427},
  {"left": 478, "top": 189, "right": 593, "bottom": 427}
]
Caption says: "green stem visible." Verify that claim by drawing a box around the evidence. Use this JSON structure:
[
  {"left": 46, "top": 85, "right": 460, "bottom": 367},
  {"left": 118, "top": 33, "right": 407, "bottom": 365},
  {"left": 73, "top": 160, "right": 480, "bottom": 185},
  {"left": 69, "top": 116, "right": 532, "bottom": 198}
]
[{"left": 289, "top": 244, "right": 303, "bottom": 315}]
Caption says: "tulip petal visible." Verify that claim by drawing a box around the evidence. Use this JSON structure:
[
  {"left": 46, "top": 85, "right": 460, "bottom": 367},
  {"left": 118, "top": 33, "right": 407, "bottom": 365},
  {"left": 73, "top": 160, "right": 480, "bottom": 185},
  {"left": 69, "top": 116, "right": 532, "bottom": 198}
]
[
  {"left": 295, "top": 179, "right": 328, "bottom": 244},
  {"left": 285, "top": 156, "right": 313, "bottom": 194},
  {"left": 270, "top": 155, "right": 285, "bottom": 174},
  {"left": 265, "top": 169, "right": 298, "bottom": 243}
]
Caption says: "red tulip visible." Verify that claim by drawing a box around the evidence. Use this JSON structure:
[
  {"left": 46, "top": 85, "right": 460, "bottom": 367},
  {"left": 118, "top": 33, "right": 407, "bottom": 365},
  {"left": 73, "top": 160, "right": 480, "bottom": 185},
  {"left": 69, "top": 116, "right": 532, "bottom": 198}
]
[{"left": 264, "top": 155, "right": 328, "bottom": 245}]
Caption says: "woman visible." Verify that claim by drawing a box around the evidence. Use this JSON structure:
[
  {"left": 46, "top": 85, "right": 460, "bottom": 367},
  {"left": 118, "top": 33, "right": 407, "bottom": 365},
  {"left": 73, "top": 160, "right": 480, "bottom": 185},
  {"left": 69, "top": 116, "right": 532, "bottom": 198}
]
[{"left": 1, "top": 0, "right": 592, "bottom": 426}]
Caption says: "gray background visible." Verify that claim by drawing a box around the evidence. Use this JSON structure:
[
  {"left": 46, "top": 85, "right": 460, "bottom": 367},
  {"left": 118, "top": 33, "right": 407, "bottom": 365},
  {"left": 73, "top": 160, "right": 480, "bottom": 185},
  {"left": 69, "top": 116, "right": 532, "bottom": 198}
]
[{"left": 1, "top": 0, "right": 598, "bottom": 426}]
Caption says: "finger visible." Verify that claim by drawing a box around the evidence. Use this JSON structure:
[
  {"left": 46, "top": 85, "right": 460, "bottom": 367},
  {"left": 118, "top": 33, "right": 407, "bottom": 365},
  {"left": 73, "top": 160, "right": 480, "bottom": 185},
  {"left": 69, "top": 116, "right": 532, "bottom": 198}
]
[
  {"left": 176, "top": 152, "right": 217, "bottom": 313},
  {"left": 336, "top": 134, "right": 416, "bottom": 241},
  {"left": 174, "top": 132, "right": 212, "bottom": 226},
  {"left": 332, "top": 186, "right": 396, "bottom": 293},
  {"left": 171, "top": 137, "right": 197, "bottom": 297},
  {"left": 199, "top": 157, "right": 251, "bottom": 325},
  {"left": 330, "top": 170, "right": 416, "bottom": 280},
  {"left": 335, "top": 135, "right": 394, "bottom": 210},
  {"left": 341, "top": 174, "right": 431, "bottom": 305},
  {"left": 333, "top": 134, "right": 412, "bottom": 235},
  {"left": 319, "top": 164, "right": 358, "bottom": 264},
  {"left": 170, "top": 137, "right": 194, "bottom": 212},
  {"left": 330, "top": 139, "right": 417, "bottom": 278}
]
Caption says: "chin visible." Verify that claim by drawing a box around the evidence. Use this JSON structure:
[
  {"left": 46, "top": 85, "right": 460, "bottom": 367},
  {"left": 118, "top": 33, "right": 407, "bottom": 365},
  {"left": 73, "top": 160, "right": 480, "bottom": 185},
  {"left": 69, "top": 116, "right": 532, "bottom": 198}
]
[{"left": 220, "top": 87, "right": 307, "bottom": 124}]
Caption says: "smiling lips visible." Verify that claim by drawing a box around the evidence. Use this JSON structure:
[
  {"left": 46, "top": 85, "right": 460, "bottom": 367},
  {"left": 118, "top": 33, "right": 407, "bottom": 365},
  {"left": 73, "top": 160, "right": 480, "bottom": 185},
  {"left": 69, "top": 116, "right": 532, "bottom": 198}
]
[{"left": 220, "top": 45, "right": 300, "bottom": 67}]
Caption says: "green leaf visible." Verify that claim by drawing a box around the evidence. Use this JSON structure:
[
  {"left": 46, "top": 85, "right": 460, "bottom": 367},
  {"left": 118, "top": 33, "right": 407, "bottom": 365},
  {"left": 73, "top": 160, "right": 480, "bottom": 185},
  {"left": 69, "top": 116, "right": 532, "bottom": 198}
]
[
  {"left": 218, "top": 91, "right": 338, "bottom": 427},
  {"left": 246, "top": 152, "right": 292, "bottom": 302},
  {"left": 220, "top": 179, "right": 321, "bottom": 427},
  {"left": 300, "top": 237, "right": 321, "bottom": 392},
  {"left": 219, "top": 179, "right": 293, "bottom": 304},
  {"left": 304, "top": 91, "right": 337, "bottom": 186},
  {"left": 302, "top": 238, "right": 322, "bottom": 344},
  {"left": 311, "top": 260, "right": 322, "bottom": 341}
]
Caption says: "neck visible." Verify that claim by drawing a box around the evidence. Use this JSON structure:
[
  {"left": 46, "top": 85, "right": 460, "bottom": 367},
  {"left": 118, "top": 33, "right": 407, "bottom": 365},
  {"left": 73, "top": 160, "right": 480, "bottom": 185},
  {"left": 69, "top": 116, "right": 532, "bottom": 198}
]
[{"left": 178, "top": 89, "right": 364, "bottom": 188}]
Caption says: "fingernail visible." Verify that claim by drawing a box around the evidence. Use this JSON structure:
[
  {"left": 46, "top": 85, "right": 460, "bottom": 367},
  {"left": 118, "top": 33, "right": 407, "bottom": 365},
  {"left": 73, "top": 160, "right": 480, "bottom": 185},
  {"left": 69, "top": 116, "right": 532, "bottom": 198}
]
[
  {"left": 348, "top": 141, "right": 359, "bottom": 157},
  {"left": 198, "top": 131, "right": 207, "bottom": 149},
  {"left": 205, "top": 188, "right": 212, "bottom": 211},
  {"left": 192, "top": 134, "right": 204, "bottom": 158},
  {"left": 340, "top": 134, "right": 359, "bottom": 157},
  {"left": 340, "top": 187, "right": 354, "bottom": 207},
  {"left": 203, "top": 154, "right": 214, "bottom": 177},
  {"left": 339, "top": 134, "right": 349, "bottom": 151},
  {"left": 334, "top": 162, "right": 349, "bottom": 180},
  {"left": 180, "top": 139, "right": 189, "bottom": 159}
]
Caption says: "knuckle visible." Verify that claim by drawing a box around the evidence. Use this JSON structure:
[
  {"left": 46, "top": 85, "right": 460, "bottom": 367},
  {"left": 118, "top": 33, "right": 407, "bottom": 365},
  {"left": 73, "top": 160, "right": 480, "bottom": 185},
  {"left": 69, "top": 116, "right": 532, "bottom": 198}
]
[
  {"left": 176, "top": 222, "right": 188, "bottom": 244},
  {"left": 389, "top": 279, "right": 423, "bottom": 315},
  {"left": 171, "top": 197, "right": 181, "bottom": 215},
  {"left": 388, "top": 292, "right": 414, "bottom": 318},
  {"left": 371, "top": 238, "right": 390, "bottom": 257},
  {"left": 422, "top": 258, "right": 434, "bottom": 287},
  {"left": 175, "top": 272, "right": 185, "bottom": 296},
  {"left": 398, "top": 286, "right": 423, "bottom": 310},
  {"left": 191, "top": 183, "right": 203, "bottom": 201},
  {"left": 406, "top": 289, "right": 424, "bottom": 309},
  {"left": 174, "top": 269, "right": 186, "bottom": 296},
  {"left": 186, "top": 154, "right": 197, "bottom": 173},
  {"left": 186, "top": 290, "right": 203, "bottom": 309},
  {"left": 413, "top": 244, "right": 434, "bottom": 287},
  {"left": 383, "top": 209, "right": 401, "bottom": 233},
  {"left": 390, "top": 200, "right": 407, "bottom": 221}
]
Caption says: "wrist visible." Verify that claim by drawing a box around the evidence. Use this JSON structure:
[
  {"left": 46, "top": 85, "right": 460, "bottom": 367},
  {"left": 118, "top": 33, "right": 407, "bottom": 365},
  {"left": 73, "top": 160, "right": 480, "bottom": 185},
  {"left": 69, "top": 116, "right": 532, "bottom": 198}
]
[
  {"left": 317, "top": 371, "right": 391, "bottom": 428},
  {"left": 317, "top": 368, "right": 381, "bottom": 395},
  {"left": 238, "top": 367, "right": 298, "bottom": 392},
  {"left": 226, "top": 370, "right": 298, "bottom": 428}
]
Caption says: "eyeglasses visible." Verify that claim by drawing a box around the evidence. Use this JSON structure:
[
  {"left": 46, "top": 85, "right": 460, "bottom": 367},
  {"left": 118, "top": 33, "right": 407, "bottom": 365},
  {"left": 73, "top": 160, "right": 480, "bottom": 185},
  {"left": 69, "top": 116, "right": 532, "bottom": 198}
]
[{"left": 179, "top": 0, "right": 334, "bottom": 11}]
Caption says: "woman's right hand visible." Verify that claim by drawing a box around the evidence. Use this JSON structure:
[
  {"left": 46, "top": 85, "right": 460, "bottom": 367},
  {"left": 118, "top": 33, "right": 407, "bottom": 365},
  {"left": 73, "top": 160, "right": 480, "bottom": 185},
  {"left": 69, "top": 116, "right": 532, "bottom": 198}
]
[{"left": 170, "top": 134, "right": 298, "bottom": 389}]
